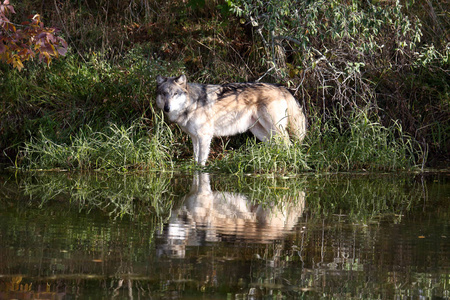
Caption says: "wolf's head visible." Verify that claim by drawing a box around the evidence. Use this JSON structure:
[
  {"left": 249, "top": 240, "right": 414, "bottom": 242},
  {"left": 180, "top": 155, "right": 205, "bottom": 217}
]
[{"left": 156, "top": 75, "right": 189, "bottom": 120}]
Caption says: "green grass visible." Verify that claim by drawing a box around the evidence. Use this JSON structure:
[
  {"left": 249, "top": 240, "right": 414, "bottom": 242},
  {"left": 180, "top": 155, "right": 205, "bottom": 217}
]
[
  {"left": 207, "top": 138, "right": 308, "bottom": 174},
  {"left": 305, "top": 109, "right": 421, "bottom": 172},
  {"left": 1, "top": 27, "right": 426, "bottom": 174},
  {"left": 19, "top": 115, "right": 174, "bottom": 171}
]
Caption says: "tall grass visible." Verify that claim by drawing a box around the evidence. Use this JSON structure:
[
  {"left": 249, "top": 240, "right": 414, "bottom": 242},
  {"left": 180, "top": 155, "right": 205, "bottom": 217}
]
[
  {"left": 305, "top": 109, "right": 421, "bottom": 172},
  {"left": 20, "top": 116, "right": 174, "bottom": 171},
  {"left": 209, "top": 138, "right": 308, "bottom": 174},
  {"left": 205, "top": 108, "right": 421, "bottom": 174}
]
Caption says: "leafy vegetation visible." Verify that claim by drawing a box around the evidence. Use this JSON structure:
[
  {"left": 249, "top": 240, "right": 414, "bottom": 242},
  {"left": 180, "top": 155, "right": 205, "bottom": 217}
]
[
  {"left": 0, "top": 0, "right": 67, "bottom": 70},
  {"left": 0, "top": 0, "right": 448, "bottom": 172}
]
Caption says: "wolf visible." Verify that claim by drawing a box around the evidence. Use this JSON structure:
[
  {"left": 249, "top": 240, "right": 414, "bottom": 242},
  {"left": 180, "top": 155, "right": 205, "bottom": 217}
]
[{"left": 156, "top": 74, "right": 307, "bottom": 165}]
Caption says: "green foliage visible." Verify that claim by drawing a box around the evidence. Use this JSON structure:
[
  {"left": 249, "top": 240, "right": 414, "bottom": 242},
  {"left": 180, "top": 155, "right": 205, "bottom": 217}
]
[
  {"left": 224, "top": 0, "right": 448, "bottom": 162},
  {"left": 1, "top": 0, "right": 448, "bottom": 170},
  {"left": 1, "top": 45, "right": 182, "bottom": 163},
  {"left": 225, "top": 0, "right": 425, "bottom": 107},
  {"left": 226, "top": 0, "right": 422, "bottom": 67}
]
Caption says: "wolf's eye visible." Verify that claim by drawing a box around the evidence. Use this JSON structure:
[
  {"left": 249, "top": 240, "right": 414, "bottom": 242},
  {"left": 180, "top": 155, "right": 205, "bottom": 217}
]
[{"left": 173, "top": 92, "right": 179, "bottom": 96}]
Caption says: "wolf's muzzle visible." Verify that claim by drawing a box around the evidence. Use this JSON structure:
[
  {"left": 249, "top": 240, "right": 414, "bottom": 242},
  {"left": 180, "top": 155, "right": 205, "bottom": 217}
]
[{"left": 164, "top": 103, "right": 170, "bottom": 113}]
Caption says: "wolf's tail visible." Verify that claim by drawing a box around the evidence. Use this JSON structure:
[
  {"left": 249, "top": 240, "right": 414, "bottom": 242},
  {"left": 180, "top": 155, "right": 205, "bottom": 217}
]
[{"left": 286, "top": 94, "right": 307, "bottom": 142}]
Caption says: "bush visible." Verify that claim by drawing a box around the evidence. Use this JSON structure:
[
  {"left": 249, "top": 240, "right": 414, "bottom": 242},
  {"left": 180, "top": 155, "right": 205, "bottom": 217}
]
[{"left": 225, "top": 0, "right": 448, "bottom": 162}]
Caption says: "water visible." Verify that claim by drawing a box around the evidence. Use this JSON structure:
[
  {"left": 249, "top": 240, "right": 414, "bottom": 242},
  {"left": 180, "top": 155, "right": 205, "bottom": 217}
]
[{"left": 0, "top": 170, "right": 448, "bottom": 299}]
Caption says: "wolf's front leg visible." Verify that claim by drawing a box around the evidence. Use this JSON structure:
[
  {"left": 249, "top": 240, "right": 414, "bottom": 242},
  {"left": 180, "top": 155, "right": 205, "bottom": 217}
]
[
  {"left": 190, "top": 135, "right": 200, "bottom": 163},
  {"left": 197, "top": 135, "right": 212, "bottom": 166}
]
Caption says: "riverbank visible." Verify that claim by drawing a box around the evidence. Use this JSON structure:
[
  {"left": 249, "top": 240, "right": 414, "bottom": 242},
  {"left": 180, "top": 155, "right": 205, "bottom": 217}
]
[{"left": 1, "top": 0, "right": 448, "bottom": 171}]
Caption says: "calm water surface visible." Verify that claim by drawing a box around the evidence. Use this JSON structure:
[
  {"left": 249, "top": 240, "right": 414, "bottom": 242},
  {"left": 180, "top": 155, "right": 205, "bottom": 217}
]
[{"left": 0, "top": 170, "right": 448, "bottom": 299}]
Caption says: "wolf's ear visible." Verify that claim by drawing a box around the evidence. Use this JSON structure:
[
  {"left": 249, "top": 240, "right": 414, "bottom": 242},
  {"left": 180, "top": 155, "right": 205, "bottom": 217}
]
[
  {"left": 174, "top": 74, "right": 187, "bottom": 86},
  {"left": 156, "top": 75, "right": 166, "bottom": 85}
]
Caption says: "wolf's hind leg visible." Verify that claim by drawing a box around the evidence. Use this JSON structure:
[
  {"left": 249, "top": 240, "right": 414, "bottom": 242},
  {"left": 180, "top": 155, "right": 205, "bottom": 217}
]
[
  {"left": 249, "top": 122, "right": 271, "bottom": 142},
  {"left": 258, "top": 112, "right": 290, "bottom": 144}
]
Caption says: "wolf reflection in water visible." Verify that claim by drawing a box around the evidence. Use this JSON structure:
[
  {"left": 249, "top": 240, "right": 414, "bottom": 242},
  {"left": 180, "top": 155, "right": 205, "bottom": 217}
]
[{"left": 157, "top": 173, "right": 305, "bottom": 258}]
